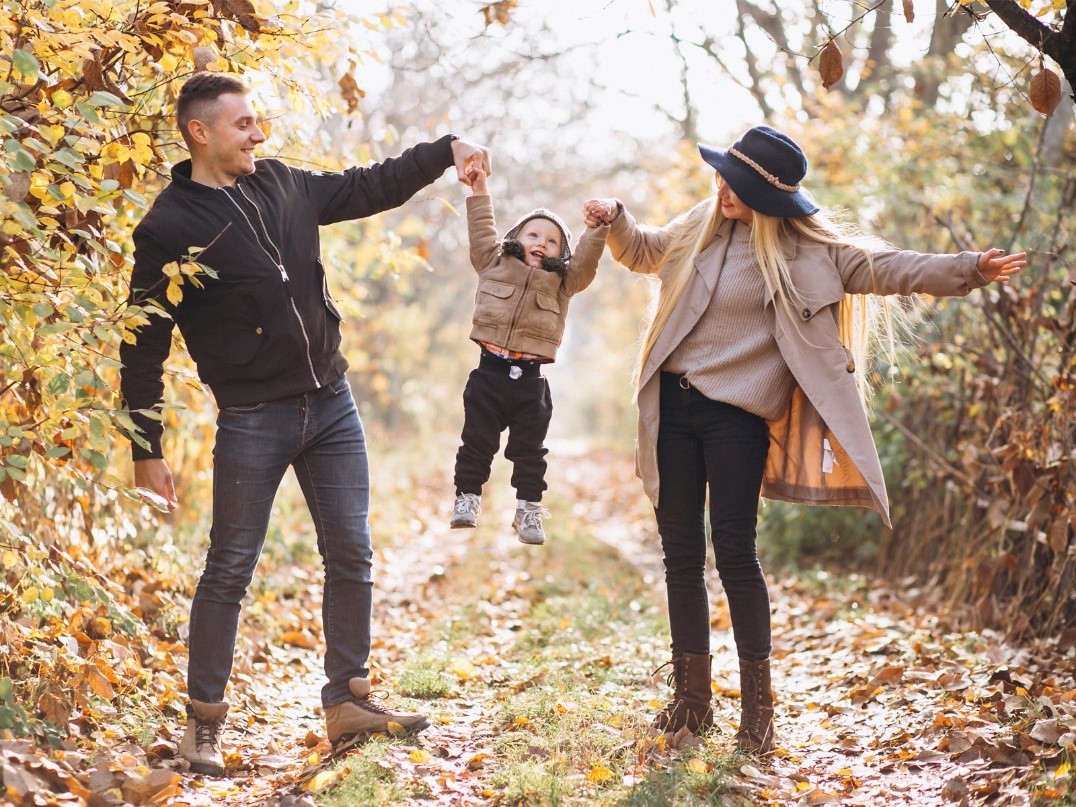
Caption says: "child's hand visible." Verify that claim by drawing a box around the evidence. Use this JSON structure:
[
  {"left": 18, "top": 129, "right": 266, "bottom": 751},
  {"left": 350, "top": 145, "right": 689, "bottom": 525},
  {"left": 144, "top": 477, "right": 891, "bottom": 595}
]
[
  {"left": 583, "top": 198, "right": 619, "bottom": 227},
  {"left": 466, "top": 161, "right": 489, "bottom": 195}
]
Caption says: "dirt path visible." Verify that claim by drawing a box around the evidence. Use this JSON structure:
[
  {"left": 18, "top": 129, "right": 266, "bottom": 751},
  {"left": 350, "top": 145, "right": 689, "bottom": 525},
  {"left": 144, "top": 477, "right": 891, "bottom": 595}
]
[
  {"left": 565, "top": 441, "right": 1071, "bottom": 806},
  {"left": 155, "top": 438, "right": 1070, "bottom": 805}
]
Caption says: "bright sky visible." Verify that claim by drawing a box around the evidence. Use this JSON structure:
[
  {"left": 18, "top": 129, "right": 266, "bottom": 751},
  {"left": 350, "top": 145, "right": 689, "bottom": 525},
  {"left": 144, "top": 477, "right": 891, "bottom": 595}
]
[{"left": 330, "top": 0, "right": 977, "bottom": 149}]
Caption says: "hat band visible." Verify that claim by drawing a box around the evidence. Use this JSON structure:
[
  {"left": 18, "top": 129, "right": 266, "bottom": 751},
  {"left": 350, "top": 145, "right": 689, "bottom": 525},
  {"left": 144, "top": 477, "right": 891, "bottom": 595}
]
[{"left": 729, "top": 147, "right": 800, "bottom": 193}]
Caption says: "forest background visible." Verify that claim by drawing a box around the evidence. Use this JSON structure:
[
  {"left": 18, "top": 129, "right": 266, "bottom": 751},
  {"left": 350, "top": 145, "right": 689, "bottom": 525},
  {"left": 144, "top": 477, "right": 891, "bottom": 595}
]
[{"left": 0, "top": 0, "right": 1073, "bottom": 803}]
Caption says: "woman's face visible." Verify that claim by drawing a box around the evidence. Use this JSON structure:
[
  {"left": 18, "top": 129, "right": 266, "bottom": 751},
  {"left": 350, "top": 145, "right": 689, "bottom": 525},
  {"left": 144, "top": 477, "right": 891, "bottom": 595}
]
[{"left": 717, "top": 177, "right": 754, "bottom": 225}]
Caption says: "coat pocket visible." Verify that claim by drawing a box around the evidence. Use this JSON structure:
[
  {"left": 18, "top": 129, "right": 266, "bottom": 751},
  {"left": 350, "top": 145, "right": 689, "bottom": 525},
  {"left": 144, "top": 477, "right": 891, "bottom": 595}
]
[
  {"left": 321, "top": 261, "right": 344, "bottom": 323},
  {"left": 184, "top": 290, "right": 265, "bottom": 367},
  {"left": 474, "top": 279, "right": 516, "bottom": 325},
  {"left": 525, "top": 292, "right": 563, "bottom": 338},
  {"left": 225, "top": 292, "right": 266, "bottom": 365}
]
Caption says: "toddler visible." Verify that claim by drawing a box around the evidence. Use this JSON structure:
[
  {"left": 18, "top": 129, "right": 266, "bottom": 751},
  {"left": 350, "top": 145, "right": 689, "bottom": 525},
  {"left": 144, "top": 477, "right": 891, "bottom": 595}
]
[{"left": 450, "top": 166, "right": 609, "bottom": 544}]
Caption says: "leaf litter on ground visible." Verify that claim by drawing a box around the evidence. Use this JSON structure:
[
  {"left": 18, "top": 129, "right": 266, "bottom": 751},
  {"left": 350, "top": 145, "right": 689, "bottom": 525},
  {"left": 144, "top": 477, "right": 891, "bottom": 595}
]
[{"left": 1, "top": 438, "right": 1072, "bottom": 805}]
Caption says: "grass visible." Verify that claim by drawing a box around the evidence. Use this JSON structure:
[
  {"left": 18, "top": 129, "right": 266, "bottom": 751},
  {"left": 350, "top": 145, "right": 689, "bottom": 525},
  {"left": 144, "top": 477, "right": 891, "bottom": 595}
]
[
  {"left": 315, "top": 737, "right": 429, "bottom": 806},
  {"left": 314, "top": 481, "right": 745, "bottom": 806}
]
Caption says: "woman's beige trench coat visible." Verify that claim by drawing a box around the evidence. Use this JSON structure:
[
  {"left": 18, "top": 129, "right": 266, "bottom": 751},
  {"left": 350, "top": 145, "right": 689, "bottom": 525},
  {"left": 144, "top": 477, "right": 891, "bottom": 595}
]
[{"left": 608, "top": 211, "right": 988, "bottom": 528}]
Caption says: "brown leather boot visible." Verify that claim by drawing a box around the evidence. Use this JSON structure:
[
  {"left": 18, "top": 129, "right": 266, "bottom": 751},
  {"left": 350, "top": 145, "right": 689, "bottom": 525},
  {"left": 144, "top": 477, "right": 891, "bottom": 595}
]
[
  {"left": 179, "top": 699, "right": 228, "bottom": 776},
  {"left": 651, "top": 652, "right": 714, "bottom": 735},
  {"left": 324, "top": 677, "right": 430, "bottom": 749},
  {"left": 735, "top": 657, "right": 775, "bottom": 754}
]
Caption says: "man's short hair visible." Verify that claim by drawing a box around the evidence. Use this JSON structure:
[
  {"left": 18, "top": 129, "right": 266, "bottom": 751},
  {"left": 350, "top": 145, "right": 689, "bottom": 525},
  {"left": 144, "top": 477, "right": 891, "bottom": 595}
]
[{"left": 176, "top": 72, "right": 248, "bottom": 146}]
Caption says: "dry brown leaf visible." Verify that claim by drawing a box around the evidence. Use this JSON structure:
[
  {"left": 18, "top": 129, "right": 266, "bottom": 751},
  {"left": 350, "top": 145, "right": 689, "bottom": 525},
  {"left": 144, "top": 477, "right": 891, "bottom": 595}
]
[
  {"left": 337, "top": 71, "right": 364, "bottom": 113},
  {"left": 902, "top": 0, "right": 915, "bottom": 23},
  {"left": 85, "top": 666, "right": 117, "bottom": 701},
  {"left": 279, "top": 630, "right": 318, "bottom": 649},
  {"left": 120, "top": 769, "right": 182, "bottom": 804},
  {"left": 82, "top": 58, "right": 105, "bottom": 92},
  {"left": 38, "top": 691, "right": 72, "bottom": 727},
  {"left": 193, "top": 46, "right": 217, "bottom": 72},
  {"left": 1030, "top": 67, "right": 1061, "bottom": 116},
  {"left": 819, "top": 40, "right": 844, "bottom": 90}
]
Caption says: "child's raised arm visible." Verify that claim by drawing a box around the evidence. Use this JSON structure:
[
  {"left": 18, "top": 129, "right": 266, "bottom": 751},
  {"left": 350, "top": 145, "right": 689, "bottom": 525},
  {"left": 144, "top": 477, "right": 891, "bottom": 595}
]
[
  {"left": 467, "top": 162, "right": 489, "bottom": 195},
  {"left": 465, "top": 166, "right": 499, "bottom": 272}
]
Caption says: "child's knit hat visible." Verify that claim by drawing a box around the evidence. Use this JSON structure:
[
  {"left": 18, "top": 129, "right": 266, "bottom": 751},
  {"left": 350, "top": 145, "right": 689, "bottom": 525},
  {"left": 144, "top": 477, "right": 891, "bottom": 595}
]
[{"left": 504, "top": 208, "right": 573, "bottom": 262}]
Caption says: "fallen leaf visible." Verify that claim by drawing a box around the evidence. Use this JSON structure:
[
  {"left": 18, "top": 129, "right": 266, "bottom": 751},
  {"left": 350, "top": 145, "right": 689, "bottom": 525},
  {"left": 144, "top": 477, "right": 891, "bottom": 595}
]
[{"left": 587, "top": 764, "right": 614, "bottom": 782}]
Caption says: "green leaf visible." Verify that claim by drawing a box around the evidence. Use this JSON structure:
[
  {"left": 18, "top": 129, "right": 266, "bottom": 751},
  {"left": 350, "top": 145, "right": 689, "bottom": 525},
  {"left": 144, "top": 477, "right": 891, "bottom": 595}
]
[
  {"left": 0, "top": 678, "right": 13, "bottom": 701},
  {"left": 123, "top": 189, "right": 148, "bottom": 208},
  {"left": 52, "top": 147, "right": 84, "bottom": 168},
  {"left": 12, "top": 49, "right": 40, "bottom": 79},
  {"left": 74, "top": 102, "right": 102, "bottom": 124},
  {"left": 4, "top": 455, "right": 28, "bottom": 469},
  {"left": 13, "top": 149, "right": 36, "bottom": 172},
  {"left": 12, "top": 203, "right": 39, "bottom": 231},
  {"left": 86, "top": 92, "right": 128, "bottom": 109}
]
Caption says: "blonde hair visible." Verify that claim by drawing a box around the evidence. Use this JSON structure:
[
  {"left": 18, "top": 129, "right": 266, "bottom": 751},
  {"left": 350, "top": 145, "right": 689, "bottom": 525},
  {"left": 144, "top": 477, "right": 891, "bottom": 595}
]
[{"left": 637, "top": 191, "right": 912, "bottom": 407}]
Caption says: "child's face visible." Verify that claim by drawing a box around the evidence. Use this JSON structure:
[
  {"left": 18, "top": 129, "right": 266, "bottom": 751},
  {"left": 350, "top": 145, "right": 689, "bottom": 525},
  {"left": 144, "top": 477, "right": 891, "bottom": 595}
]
[{"left": 517, "top": 218, "right": 563, "bottom": 268}]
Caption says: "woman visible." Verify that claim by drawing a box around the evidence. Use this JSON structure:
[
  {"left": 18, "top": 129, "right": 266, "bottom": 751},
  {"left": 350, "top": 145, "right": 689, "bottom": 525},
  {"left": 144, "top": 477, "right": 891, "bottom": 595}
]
[{"left": 583, "top": 125, "right": 1025, "bottom": 754}]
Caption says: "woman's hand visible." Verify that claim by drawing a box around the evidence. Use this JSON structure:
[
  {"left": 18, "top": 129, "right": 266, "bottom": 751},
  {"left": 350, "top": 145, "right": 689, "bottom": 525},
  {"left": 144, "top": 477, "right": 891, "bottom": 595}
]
[
  {"left": 583, "top": 198, "right": 619, "bottom": 228},
  {"left": 977, "top": 249, "right": 1026, "bottom": 283}
]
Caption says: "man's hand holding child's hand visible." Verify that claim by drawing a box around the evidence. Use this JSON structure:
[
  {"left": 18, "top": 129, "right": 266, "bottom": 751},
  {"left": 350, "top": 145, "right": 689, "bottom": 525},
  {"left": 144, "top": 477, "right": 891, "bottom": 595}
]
[
  {"left": 583, "top": 198, "right": 619, "bottom": 228},
  {"left": 466, "top": 162, "right": 489, "bottom": 195}
]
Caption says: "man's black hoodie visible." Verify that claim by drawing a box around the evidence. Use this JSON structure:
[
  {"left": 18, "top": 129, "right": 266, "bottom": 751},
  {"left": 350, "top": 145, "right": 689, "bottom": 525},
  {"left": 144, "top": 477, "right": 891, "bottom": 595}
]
[{"left": 120, "top": 135, "right": 456, "bottom": 460}]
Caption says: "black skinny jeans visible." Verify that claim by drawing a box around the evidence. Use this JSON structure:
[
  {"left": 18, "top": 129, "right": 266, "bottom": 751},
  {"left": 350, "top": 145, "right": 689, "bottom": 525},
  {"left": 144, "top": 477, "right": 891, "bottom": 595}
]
[{"left": 655, "top": 372, "right": 772, "bottom": 661}]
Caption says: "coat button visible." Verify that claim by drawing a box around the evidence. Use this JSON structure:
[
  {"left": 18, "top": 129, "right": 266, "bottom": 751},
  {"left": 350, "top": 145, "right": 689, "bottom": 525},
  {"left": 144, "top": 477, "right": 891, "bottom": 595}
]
[
  {"left": 801, "top": 308, "right": 811, "bottom": 319},
  {"left": 255, "top": 327, "right": 263, "bottom": 334},
  {"left": 846, "top": 361, "right": 855, "bottom": 373}
]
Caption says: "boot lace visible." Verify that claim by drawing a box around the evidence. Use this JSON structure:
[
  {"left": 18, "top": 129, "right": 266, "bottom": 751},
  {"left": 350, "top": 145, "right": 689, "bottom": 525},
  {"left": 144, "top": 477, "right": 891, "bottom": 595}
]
[
  {"left": 651, "top": 660, "right": 676, "bottom": 688},
  {"left": 351, "top": 690, "right": 393, "bottom": 715},
  {"left": 194, "top": 716, "right": 224, "bottom": 752}
]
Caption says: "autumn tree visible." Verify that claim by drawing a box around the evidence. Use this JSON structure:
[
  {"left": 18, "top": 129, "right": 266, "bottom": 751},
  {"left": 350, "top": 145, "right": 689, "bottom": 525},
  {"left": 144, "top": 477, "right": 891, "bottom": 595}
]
[{"left": 0, "top": 0, "right": 405, "bottom": 742}]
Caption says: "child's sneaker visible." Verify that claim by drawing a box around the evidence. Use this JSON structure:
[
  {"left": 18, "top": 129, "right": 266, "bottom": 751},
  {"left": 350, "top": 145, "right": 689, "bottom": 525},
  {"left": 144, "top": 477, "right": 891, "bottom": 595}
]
[
  {"left": 450, "top": 492, "right": 481, "bottom": 528},
  {"left": 513, "top": 501, "right": 549, "bottom": 545}
]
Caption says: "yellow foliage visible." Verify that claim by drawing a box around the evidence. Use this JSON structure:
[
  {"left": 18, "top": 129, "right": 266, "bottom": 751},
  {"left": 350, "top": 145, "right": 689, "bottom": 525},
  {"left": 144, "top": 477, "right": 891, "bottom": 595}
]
[
  {"left": 587, "top": 764, "right": 614, "bottom": 783},
  {"left": 0, "top": 0, "right": 415, "bottom": 751}
]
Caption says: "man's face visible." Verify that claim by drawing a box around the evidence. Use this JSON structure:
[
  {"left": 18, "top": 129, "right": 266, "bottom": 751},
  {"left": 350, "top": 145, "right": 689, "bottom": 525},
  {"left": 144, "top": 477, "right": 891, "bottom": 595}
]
[
  {"left": 197, "top": 92, "right": 265, "bottom": 181},
  {"left": 517, "top": 218, "right": 564, "bottom": 268}
]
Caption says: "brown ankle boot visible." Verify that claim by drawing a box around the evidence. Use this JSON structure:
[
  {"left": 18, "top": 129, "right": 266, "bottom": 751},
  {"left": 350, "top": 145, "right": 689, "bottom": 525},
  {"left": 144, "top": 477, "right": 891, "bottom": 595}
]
[
  {"left": 324, "top": 677, "right": 429, "bottom": 749},
  {"left": 735, "top": 657, "right": 775, "bottom": 754},
  {"left": 651, "top": 652, "right": 714, "bottom": 735}
]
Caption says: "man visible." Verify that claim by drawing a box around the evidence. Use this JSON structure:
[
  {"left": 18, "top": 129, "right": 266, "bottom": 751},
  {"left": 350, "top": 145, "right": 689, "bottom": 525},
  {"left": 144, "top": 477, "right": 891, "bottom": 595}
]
[{"left": 120, "top": 72, "right": 490, "bottom": 776}]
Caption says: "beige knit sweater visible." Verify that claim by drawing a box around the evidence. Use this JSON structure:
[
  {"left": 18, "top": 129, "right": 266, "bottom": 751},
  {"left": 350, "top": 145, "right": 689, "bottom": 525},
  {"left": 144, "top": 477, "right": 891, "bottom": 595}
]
[{"left": 662, "top": 222, "right": 795, "bottom": 420}]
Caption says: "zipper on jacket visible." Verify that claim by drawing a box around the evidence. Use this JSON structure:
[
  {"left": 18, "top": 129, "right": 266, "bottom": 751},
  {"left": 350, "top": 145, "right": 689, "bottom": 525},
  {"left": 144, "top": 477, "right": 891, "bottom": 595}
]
[
  {"left": 506, "top": 268, "right": 534, "bottom": 345},
  {"left": 219, "top": 185, "right": 321, "bottom": 389}
]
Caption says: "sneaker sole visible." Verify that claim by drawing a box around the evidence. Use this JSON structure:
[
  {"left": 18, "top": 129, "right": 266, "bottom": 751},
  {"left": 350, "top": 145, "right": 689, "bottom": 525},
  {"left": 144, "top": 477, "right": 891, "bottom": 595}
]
[
  {"left": 515, "top": 533, "right": 545, "bottom": 545},
  {"left": 329, "top": 716, "right": 432, "bottom": 753},
  {"left": 187, "top": 760, "right": 226, "bottom": 777},
  {"left": 450, "top": 520, "right": 477, "bottom": 529}
]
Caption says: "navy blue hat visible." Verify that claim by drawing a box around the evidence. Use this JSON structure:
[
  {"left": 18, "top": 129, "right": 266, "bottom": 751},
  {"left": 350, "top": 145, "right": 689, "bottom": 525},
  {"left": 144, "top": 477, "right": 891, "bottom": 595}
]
[{"left": 698, "top": 126, "right": 819, "bottom": 218}]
